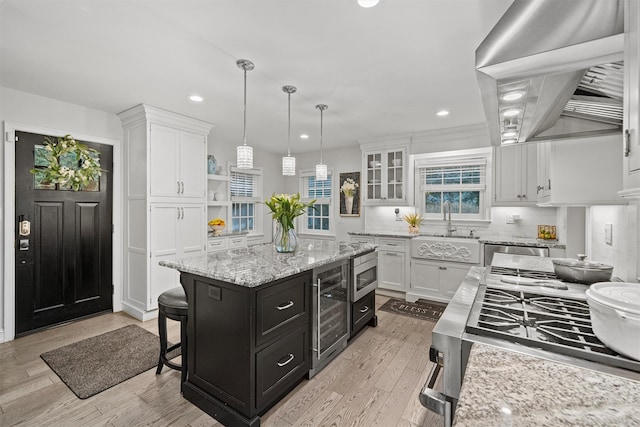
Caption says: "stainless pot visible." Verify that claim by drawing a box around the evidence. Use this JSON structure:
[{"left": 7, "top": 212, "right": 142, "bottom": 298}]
[{"left": 552, "top": 255, "right": 613, "bottom": 284}]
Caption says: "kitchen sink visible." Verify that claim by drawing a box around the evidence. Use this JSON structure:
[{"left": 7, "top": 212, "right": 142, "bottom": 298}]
[{"left": 410, "top": 235, "right": 481, "bottom": 264}]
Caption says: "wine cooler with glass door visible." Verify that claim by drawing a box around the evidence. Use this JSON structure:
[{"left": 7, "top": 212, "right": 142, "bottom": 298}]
[{"left": 309, "top": 259, "right": 350, "bottom": 377}]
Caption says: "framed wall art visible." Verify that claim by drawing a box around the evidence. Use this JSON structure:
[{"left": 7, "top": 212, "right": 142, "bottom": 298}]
[{"left": 339, "top": 172, "right": 360, "bottom": 217}]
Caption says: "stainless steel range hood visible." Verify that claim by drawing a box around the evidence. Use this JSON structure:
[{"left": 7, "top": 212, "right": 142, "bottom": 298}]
[{"left": 476, "top": 0, "right": 625, "bottom": 146}]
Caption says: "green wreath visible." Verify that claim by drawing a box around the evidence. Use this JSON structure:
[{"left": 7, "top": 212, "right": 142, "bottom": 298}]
[{"left": 29, "top": 134, "right": 105, "bottom": 191}]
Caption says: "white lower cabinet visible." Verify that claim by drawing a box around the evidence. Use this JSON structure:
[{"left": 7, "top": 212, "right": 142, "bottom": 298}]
[
  {"left": 408, "top": 259, "right": 470, "bottom": 303},
  {"left": 150, "top": 203, "right": 206, "bottom": 309},
  {"left": 379, "top": 250, "right": 407, "bottom": 292},
  {"left": 207, "top": 234, "right": 247, "bottom": 252},
  {"left": 350, "top": 235, "right": 410, "bottom": 293}
]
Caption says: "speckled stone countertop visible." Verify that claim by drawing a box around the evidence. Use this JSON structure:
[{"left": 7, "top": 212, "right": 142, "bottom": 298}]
[
  {"left": 479, "top": 236, "right": 566, "bottom": 249},
  {"left": 454, "top": 343, "right": 640, "bottom": 426},
  {"left": 159, "top": 239, "right": 376, "bottom": 288},
  {"left": 348, "top": 231, "right": 566, "bottom": 248}
]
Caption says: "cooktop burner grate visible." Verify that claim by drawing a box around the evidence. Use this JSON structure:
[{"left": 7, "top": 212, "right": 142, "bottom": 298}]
[
  {"left": 466, "top": 286, "right": 640, "bottom": 373},
  {"left": 490, "top": 266, "right": 558, "bottom": 280}
]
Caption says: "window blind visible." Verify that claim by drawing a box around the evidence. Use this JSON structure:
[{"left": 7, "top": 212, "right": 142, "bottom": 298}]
[
  {"left": 419, "top": 163, "right": 486, "bottom": 191},
  {"left": 230, "top": 170, "right": 260, "bottom": 200}
]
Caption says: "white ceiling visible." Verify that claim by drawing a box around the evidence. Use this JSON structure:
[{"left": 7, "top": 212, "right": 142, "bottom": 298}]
[{"left": 0, "top": 0, "right": 512, "bottom": 154}]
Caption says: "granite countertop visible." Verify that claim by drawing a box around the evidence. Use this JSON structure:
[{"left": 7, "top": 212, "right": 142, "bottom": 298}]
[
  {"left": 454, "top": 343, "right": 640, "bottom": 426},
  {"left": 207, "top": 230, "right": 249, "bottom": 239},
  {"left": 348, "top": 231, "right": 566, "bottom": 249},
  {"left": 159, "top": 238, "right": 376, "bottom": 288}
]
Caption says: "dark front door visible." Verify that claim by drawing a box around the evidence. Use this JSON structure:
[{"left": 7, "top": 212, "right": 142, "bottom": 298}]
[{"left": 15, "top": 131, "right": 113, "bottom": 336}]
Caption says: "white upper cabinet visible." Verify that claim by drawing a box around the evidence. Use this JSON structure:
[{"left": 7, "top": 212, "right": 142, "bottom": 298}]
[
  {"left": 150, "top": 123, "right": 206, "bottom": 200},
  {"left": 536, "top": 134, "right": 624, "bottom": 206},
  {"left": 622, "top": 0, "right": 640, "bottom": 197},
  {"left": 493, "top": 143, "right": 538, "bottom": 206},
  {"left": 361, "top": 145, "right": 409, "bottom": 205}
]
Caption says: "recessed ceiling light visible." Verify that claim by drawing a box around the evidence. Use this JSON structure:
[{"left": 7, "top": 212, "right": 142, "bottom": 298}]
[
  {"left": 357, "top": 0, "right": 379, "bottom": 7},
  {"left": 502, "top": 108, "right": 521, "bottom": 117},
  {"left": 502, "top": 130, "right": 517, "bottom": 137},
  {"left": 300, "top": 134, "right": 309, "bottom": 139},
  {"left": 502, "top": 138, "right": 518, "bottom": 144},
  {"left": 436, "top": 110, "right": 449, "bottom": 117},
  {"left": 501, "top": 91, "right": 524, "bottom": 101},
  {"left": 188, "top": 95, "right": 204, "bottom": 102}
]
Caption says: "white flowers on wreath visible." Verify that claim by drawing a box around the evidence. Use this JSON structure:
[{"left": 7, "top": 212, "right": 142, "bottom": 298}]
[
  {"left": 29, "top": 134, "right": 105, "bottom": 191},
  {"left": 340, "top": 178, "right": 359, "bottom": 198}
]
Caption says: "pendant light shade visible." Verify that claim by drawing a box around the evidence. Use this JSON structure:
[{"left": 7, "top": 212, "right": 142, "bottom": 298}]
[
  {"left": 315, "top": 104, "right": 328, "bottom": 181},
  {"left": 282, "top": 85, "right": 297, "bottom": 176},
  {"left": 236, "top": 59, "right": 254, "bottom": 169}
]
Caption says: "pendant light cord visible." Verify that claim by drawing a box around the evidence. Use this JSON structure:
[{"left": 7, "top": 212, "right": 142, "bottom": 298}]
[
  {"left": 243, "top": 67, "right": 247, "bottom": 145},
  {"left": 287, "top": 91, "right": 291, "bottom": 156},
  {"left": 319, "top": 108, "right": 323, "bottom": 164}
]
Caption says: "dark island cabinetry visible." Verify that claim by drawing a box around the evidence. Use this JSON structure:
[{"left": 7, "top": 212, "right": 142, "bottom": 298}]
[{"left": 181, "top": 270, "right": 311, "bottom": 427}]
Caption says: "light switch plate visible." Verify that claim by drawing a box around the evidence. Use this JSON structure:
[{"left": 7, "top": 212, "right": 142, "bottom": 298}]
[{"left": 604, "top": 223, "right": 613, "bottom": 245}]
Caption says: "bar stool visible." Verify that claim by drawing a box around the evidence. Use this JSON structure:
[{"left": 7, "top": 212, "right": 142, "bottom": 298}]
[{"left": 156, "top": 286, "right": 188, "bottom": 391}]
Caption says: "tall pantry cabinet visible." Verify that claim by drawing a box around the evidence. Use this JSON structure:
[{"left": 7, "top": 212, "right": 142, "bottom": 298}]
[{"left": 118, "top": 104, "right": 214, "bottom": 320}]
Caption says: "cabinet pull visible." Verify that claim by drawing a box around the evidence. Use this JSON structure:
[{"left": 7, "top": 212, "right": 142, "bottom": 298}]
[
  {"left": 176, "top": 207, "right": 181, "bottom": 220},
  {"left": 387, "top": 243, "right": 398, "bottom": 246},
  {"left": 180, "top": 181, "right": 184, "bottom": 194},
  {"left": 177, "top": 181, "right": 181, "bottom": 194},
  {"left": 276, "top": 301, "right": 294, "bottom": 311},
  {"left": 359, "top": 305, "right": 369, "bottom": 313},
  {"left": 624, "top": 129, "right": 631, "bottom": 157},
  {"left": 385, "top": 252, "right": 399, "bottom": 256},
  {"left": 181, "top": 207, "right": 185, "bottom": 219},
  {"left": 277, "top": 353, "right": 295, "bottom": 367}
]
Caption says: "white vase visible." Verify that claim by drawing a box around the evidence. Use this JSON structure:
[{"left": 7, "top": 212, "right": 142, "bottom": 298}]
[{"left": 345, "top": 196, "right": 354, "bottom": 214}]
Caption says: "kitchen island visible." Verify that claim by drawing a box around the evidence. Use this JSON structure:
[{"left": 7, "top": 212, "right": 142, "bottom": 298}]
[{"left": 159, "top": 239, "right": 376, "bottom": 427}]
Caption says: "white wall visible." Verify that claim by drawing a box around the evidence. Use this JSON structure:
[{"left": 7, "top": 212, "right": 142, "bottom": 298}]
[
  {"left": 1, "top": 87, "right": 124, "bottom": 341},
  {"left": 284, "top": 145, "right": 364, "bottom": 242},
  {"left": 588, "top": 204, "right": 639, "bottom": 282}
]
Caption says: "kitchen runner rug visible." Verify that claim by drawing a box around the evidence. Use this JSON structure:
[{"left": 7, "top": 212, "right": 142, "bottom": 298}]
[
  {"left": 379, "top": 298, "right": 447, "bottom": 322},
  {"left": 40, "top": 324, "right": 179, "bottom": 399}
]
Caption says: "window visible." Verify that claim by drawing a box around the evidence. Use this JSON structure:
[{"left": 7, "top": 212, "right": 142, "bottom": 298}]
[
  {"left": 300, "top": 171, "right": 333, "bottom": 235},
  {"left": 416, "top": 157, "right": 487, "bottom": 220},
  {"left": 230, "top": 167, "right": 262, "bottom": 234}
]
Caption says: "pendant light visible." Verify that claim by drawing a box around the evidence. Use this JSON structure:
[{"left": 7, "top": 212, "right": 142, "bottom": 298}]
[
  {"left": 315, "top": 104, "right": 328, "bottom": 181},
  {"left": 236, "top": 59, "right": 254, "bottom": 169},
  {"left": 282, "top": 85, "right": 297, "bottom": 176}
]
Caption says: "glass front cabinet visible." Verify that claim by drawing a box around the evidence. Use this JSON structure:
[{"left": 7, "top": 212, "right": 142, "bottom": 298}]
[{"left": 362, "top": 147, "right": 408, "bottom": 205}]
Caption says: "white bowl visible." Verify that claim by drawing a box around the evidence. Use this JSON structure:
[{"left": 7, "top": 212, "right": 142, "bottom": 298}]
[{"left": 586, "top": 282, "right": 640, "bottom": 361}]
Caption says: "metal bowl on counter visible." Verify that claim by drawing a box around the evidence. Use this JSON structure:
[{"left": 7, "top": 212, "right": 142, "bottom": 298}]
[{"left": 551, "top": 255, "right": 613, "bottom": 284}]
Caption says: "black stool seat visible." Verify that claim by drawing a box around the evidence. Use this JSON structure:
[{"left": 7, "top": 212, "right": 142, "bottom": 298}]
[{"left": 156, "top": 286, "right": 188, "bottom": 391}]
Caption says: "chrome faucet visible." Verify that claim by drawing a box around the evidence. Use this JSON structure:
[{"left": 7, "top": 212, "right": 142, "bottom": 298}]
[{"left": 443, "top": 201, "right": 457, "bottom": 236}]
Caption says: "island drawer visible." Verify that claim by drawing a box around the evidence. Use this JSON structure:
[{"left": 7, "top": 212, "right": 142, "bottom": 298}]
[
  {"left": 255, "top": 325, "right": 308, "bottom": 410},
  {"left": 256, "top": 273, "right": 309, "bottom": 347},
  {"left": 351, "top": 290, "right": 375, "bottom": 336},
  {"left": 379, "top": 238, "right": 407, "bottom": 252}
]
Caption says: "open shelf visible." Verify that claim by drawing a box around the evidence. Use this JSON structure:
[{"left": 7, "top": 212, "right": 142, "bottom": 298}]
[
  {"left": 207, "top": 201, "right": 231, "bottom": 207},
  {"left": 207, "top": 174, "right": 230, "bottom": 182}
]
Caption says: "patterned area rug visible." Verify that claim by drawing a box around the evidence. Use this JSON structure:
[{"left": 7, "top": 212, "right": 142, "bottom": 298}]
[
  {"left": 379, "top": 298, "right": 447, "bottom": 322},
  {"left": 41, "top": 324, "right": 178, "bottom": 399}
]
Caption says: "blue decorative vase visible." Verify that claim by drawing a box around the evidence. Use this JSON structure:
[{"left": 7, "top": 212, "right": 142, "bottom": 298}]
[{"left": 207, "top": 155, "right": 217, "bottom": 174}]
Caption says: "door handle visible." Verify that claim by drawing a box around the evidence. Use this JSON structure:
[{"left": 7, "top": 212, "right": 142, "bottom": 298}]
[{"left": 624, "top": 129, "right": 631, "bottom": 157}]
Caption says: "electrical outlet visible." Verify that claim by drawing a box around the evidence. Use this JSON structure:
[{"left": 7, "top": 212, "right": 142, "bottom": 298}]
[
  {"left": 605, "top": 223, "right": 613, "bottom": 245},
  {"left": 506, "top": 215, "right": 515, "bottom": 224}
]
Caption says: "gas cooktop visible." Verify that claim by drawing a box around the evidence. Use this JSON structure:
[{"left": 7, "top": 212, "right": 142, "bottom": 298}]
[{"left": 466, "top": 285, "right": 640, "bottom": 373}]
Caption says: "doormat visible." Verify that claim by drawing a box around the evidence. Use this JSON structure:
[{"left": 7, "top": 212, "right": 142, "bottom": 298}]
[
  {"left": 41, "top": 324, "right": 179, "bottom": 399},
  {"left": 379, "top": 298, "right": 447, "bottom": 322}
]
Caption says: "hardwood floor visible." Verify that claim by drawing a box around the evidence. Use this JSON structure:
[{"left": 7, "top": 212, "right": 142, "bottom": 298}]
[{"left": 0, "top": 295, "right": 444, "bottom": 426}]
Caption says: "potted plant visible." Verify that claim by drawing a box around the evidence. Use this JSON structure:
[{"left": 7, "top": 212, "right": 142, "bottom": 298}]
[
  {"left": 264, "top": 193, "right": 316, "bottom": 253},
  {"left": 403, "top": 212, "right": 424, "bottom": 234}
]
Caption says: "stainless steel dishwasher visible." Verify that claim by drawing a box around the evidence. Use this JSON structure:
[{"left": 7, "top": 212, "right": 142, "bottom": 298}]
[{"left": 483, "top": 243, "right": 549, "bottom": 266}]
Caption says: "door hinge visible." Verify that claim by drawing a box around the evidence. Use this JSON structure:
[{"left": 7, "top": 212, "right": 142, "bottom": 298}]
[{"left": 112, "top": 284, "right": 115, "bottom": 295}]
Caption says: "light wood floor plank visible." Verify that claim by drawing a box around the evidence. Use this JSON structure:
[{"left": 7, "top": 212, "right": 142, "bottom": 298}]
[{"left": 0, "top": 293, "right": 441, "bottom": 427}]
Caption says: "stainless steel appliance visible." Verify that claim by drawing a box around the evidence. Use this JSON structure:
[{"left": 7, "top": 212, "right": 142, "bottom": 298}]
[
  {"left": 309, "top": 259, "right": 350, "bottom": 378},
  {"left": 483, "top": 243, "right": 548, "bottom": 266},
  {"left": 420, "top": 254, "right": 640, "bottom": 427},
  {"left": 351, "top": 250, "right": 378, "bottom": 301}
]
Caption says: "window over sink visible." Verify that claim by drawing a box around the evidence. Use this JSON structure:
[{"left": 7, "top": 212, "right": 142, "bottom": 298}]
[{"left": 415, "top": 152, "right": 489, "bottom": 221}]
